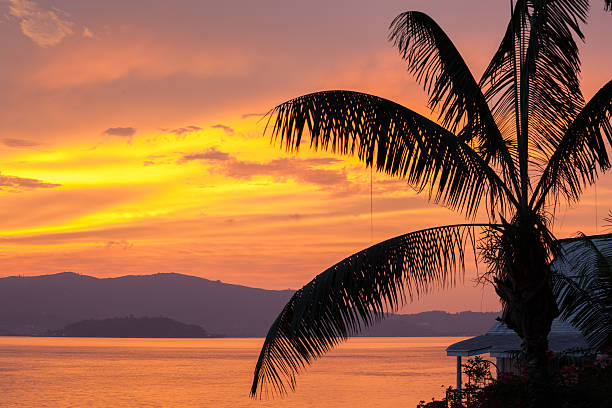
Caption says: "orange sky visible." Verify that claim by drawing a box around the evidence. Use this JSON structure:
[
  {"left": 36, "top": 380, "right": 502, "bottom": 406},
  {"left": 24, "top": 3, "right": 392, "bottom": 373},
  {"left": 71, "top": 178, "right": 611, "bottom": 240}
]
[{"left": 1, "top": 0, "right": 611, "bottom": 313}]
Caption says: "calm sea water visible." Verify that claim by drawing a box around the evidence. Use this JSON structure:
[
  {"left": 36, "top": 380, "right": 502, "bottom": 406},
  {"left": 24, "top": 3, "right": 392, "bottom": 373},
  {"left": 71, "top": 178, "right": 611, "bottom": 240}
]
[{"left": 0, "top": 337, "right": 466, "bottom": 408}]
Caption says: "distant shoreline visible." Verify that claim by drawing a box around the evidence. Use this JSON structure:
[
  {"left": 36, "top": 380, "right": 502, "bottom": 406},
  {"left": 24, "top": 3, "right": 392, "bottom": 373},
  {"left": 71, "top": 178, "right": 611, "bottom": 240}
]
[{"left": 1, "top": 272, "right": 499, "bottom": 337}]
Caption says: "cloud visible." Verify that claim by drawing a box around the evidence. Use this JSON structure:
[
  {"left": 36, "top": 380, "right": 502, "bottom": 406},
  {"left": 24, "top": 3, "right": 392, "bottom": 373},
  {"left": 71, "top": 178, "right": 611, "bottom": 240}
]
[
  {"left": 211, "top": 124, "right": 235, "bottom": 136},
  {"left": 224, "top": 157, "right": 346, "bottom": 186},
  {"left": 106, "top": 240, "right": 134, "bottom": 250},
  {"left": 241, "top": 112, "right": 266, "bottom": 119},
  {"left": 103, "top": 127, "right": 137, "bottom": 138},
  {"left": 142, "top": 154, "right": 169, "bottom": 166},
  {"left": 178, "top": 147, "right": 231, "bottom": 164},
  {"left": 82, "top": 27, "right": 93, "bottom": 38},
  {"left": 8, "top": 0, "right": 74, "bottom": 47},
  {"left": 1, "top": 138, "right": 40, "bottom": 148},
  {"left": 0, "top": 172, "right": 60, "bottom": 191},
  {"left": 160, "top": 125, "right": 202, "bottom": 135},
  {"left": 178, "top": 147, "right": 346, "bottom": 187}
]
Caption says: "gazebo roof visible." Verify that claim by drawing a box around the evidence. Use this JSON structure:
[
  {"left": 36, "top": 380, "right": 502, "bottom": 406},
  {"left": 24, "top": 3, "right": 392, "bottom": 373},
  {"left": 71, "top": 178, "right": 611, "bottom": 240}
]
[
  {"left": 447, "top": 235, "right": 612, "bottom": 358},
  {"left": 447, "top": 319, "right": 588, "bottom": 357}
]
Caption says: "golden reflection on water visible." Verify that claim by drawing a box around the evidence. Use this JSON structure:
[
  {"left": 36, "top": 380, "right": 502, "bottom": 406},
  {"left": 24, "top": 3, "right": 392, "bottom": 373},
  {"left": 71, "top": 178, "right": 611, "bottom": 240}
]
[{"left": 0, "top": 337, "right": 466, "bottom": 407}]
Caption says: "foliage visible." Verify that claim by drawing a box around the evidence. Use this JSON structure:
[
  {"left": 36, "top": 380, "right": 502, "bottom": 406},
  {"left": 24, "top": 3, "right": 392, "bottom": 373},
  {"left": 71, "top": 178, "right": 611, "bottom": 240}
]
[
  {"left": 252, "top": 224, "right": 481, "bottom": 396},
  {"left": 553, "top": 233, "right": 612, "bottom": 350},
  {"left": 418, "top": 357, "right": 496, "bottom": 408},
  {"left": 462, "top": 356, "right": 495, "bottom": 396},
  {"left": 475, "top": 356, "right": 612, "bottom": 408},
  {"left": 419, "top": 354, "right": 612, "bottom": 408}
]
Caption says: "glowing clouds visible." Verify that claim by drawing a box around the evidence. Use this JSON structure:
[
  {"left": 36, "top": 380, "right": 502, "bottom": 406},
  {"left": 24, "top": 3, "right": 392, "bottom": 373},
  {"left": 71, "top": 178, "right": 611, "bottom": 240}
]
[
  {"left": 177, "top": 146, "right": 348, "bottom": 188},
  {"left": 211, "top": 124, "right": 235, "bottom": 136},
  {"left": 160, "top": 126, "right": 202, "bottom": 136},
  {"left": 0, "top": 172, "right": 60, "bottom": 192},
  {"left": 103, "top": 127, "right": 137, "bottom": 143},
  {"left": 103, "top": 127, "right": 137, "bottom": 138},
  {"left": 2, "top": 138, "right": 40, "bottom": 148},
  {"left": 8, "top": 0, "right": 74, "bottom": 47},
  {"left": 177, "top": 147, "right": 231, "bottom": 164}
]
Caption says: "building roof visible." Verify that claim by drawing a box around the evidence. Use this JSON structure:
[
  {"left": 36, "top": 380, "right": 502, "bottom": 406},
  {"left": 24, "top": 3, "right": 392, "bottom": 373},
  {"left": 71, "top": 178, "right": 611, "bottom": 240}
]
[
  {"left": 446, "top": 235, "right": 612, "bottom": 358},
  {"left": 447, "top": 320, "right": 588, "bottom": 357}
]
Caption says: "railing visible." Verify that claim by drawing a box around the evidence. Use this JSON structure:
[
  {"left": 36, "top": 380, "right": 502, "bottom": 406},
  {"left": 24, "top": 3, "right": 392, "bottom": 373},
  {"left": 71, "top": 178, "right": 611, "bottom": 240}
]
[{"left": 417, "top": 357, "right": 496, "bottom": 408}]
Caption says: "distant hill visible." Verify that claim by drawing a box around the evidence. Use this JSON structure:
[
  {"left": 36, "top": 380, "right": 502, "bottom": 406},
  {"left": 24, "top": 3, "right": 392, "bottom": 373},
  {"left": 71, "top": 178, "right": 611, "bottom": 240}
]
[
  {"left": 0, "top": 272, "right": 293, "bottom": 337},
  {"left": 362, "top": 311, "right": 499, "bottom": 337},
  {"left": 52, "top": 316, "right": 210, "bottom": 338},
  {"left": 0, "top": 272, "right": 499, "bottom": 337}
]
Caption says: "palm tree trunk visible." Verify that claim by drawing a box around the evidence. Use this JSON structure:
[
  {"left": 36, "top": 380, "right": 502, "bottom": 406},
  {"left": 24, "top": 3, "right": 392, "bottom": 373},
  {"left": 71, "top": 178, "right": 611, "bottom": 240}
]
[
  {"left": 493, "top": 216, "right": 560, "bottom": 383},
  {"left": 496, "top": 275, "right": 559, "bottom": 381}
]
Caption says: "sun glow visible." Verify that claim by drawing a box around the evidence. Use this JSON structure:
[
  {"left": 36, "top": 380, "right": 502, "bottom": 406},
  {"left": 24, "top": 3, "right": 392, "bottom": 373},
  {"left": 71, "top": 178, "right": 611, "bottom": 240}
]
[{"left": 1, "top": 0, "right": 609, "bottom": 314}]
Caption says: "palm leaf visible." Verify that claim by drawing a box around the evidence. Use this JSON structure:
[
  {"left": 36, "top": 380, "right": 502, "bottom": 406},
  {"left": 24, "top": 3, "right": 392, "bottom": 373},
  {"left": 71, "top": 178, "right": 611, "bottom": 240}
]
[
  {"left": 388, "top": 11, "right": 519, "bottom": 192},
  {"left": 553, "top": 233, "right": 612, "bottom": 350},
  {"left": 522, "top": 0, "right": 587, "bottom": 161},
  {"left": 479, "top": 2, "right": 524, "bottom": 141},
  {"left": 250, "top": 224, "right": 488, "bottom": 397},
  {"left": 531, "top": 79, "right": 612, "bottom": 211},
  {"left": 480, "top": 0, "right": 592, "bottom": 166},
  {"left": 267, "top": 90, "right": 518, "bottom": 217}
]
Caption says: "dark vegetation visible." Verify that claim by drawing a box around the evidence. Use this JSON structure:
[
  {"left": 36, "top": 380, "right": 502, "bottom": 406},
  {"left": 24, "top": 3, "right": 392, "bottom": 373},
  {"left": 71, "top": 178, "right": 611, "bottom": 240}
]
[
  {"left": 251, "top": 0, "right": 612, "bottom": 398},
  {"left": 51, "top": 316, "right": 210, "bottom": 338},
  {"left": 419, "top": 354, "right": 612, "bottom": 408}
]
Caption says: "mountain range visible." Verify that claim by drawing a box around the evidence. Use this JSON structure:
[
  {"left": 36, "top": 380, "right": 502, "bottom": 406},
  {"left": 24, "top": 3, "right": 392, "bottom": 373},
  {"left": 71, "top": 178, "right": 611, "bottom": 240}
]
[{"left": 0, "top": 272, "right": 498, "bottom": 337}]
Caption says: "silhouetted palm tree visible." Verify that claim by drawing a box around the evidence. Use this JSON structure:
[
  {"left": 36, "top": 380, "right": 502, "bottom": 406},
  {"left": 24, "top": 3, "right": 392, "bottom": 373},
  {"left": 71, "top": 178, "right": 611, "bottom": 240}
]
[{"left": 251, "top": 0, "right": 612, "bottom": 397}]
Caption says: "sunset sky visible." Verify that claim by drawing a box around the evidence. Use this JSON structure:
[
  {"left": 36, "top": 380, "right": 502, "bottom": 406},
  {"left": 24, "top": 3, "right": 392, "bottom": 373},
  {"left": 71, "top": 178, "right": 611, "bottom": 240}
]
[{"left": 1, "top": 0, "right": 611, "bottom": 313}]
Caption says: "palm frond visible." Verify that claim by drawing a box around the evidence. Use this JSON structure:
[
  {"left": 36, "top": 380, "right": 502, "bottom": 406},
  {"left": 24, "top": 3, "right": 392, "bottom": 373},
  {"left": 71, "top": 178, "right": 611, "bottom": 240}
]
[
  {"left": 479, "top": 2, "right": 523, "bottom": 141},
  {"left": 250, "top": 224, "right": 487, "bottom": 398},
  {"left": 481, "top": 0, "right": 590, "bottom": 165},
  {"left": 531, "top": 80, "right": 612, "bottom": 211},
  {"left": 553, "top": 233, "right": 612, "bottom": 350},
  {"left": 267, "top": 90, "right": 518, "bottom": 217},
  {"left": 388, "top": 11, "right": 519, "bottom": 191},
  {"left": 523, "top": 0, "right": 587, "bottom": 161}
]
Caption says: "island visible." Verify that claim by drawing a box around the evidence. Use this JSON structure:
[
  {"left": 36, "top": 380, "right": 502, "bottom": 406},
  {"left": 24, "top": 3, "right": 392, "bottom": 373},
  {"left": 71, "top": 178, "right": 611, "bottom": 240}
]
[{"left": 51, "top": 316, "right": 213, "bottom": 338}]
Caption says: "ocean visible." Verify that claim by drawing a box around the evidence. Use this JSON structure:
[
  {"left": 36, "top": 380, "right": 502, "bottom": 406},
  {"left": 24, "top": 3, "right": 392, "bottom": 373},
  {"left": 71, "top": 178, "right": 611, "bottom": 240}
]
[{"left": 0, "top": 337, "right": 466, "bottom": 407}]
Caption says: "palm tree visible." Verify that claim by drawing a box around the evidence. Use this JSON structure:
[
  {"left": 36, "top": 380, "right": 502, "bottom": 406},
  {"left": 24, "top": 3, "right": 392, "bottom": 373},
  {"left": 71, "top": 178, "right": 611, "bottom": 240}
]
[{"left": 251, "top": 0, "right": 612, "bottom": 397}]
